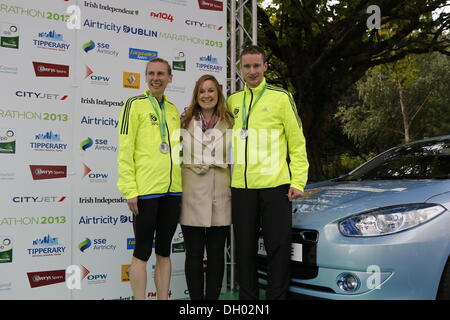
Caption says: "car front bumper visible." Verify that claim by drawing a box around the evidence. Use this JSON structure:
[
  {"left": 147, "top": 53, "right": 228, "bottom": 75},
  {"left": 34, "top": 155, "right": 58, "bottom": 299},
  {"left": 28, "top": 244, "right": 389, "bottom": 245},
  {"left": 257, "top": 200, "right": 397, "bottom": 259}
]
[{"left": 258, "top": 210, "right": 450, "bottom": 300}]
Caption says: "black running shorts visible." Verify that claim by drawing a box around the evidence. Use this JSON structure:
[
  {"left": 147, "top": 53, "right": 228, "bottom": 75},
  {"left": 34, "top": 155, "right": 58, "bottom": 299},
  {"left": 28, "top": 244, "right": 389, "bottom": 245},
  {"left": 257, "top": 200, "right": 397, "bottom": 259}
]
[{"left": 132, "top": 196, "right": 181, "bottom": 261}]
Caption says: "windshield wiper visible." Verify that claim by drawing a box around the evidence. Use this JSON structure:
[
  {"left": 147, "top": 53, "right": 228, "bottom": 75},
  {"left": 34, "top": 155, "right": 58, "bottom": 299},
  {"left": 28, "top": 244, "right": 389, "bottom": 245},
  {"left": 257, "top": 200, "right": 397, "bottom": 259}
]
[
  {"left": 431, "top": 174, "right": 450, "bottom": 179},
  {"left": 332, "top": 176, "right": 361, "bottom": 182}
]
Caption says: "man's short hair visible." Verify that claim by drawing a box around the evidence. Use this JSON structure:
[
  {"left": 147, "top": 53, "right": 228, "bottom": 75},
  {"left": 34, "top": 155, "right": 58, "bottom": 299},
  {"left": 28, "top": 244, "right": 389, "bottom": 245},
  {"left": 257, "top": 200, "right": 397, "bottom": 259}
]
[
  {"left": 145, "top": 58, "right": 172, "bottom": 75},
  {"left": 240, "top": 45, "right": 267, "bottom": 63}
]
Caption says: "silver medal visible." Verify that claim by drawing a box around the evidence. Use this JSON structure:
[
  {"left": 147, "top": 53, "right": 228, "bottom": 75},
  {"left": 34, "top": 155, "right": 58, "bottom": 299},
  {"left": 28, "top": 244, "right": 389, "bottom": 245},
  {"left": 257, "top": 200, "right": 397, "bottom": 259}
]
[
  {"left": 240, "top": 129, "right": 248, "bottom": 139},
  {"left": 160, "top": 142, "right": 169, "bottom": 154}
]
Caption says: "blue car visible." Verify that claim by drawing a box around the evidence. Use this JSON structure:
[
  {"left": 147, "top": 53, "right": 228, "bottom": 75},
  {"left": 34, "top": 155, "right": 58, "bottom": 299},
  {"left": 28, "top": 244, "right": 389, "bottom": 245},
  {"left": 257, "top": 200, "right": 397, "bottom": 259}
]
[{"left": 257, "top": 135, "right": 450, "bottom": 299}]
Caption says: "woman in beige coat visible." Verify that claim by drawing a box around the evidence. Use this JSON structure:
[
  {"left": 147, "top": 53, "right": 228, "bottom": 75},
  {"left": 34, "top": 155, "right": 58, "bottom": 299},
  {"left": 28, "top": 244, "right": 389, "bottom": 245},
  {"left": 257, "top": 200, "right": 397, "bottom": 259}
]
[{"left": 180, "top": 74, "right": 234, "bottom": 300}]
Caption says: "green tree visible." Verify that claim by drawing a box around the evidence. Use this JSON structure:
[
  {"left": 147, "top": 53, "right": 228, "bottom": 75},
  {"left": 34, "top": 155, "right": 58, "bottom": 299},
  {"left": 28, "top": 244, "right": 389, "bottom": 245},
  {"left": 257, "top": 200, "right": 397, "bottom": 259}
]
[
  {"left": 336, "top": 52, "right": 450, "bottom": 154},
  {"left": 255, "top": 0, "right": 450, "bottom": 180}
]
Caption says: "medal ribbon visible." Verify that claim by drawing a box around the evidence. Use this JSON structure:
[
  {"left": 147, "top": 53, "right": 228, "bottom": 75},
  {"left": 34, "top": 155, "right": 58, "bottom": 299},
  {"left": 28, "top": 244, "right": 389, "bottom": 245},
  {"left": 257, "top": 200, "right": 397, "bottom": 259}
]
[
  {"left": 147, "top": 91, "right": 167, "bottom": 144},
  {"left": 241, "top": 84, "right": 267, "bottom": 131}
]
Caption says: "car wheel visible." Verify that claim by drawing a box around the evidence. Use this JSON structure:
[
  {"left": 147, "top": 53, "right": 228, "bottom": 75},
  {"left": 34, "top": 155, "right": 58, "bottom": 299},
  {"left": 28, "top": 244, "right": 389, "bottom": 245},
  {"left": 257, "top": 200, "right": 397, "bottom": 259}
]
[{"left": 437, "top": 257, "right": 450, "bottom": 300}]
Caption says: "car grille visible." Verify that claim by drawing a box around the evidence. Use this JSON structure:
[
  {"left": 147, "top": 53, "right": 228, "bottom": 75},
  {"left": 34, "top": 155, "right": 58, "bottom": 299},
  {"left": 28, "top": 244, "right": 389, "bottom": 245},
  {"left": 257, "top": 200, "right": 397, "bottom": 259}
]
[
  {"left": 258, "top": 277, "right": 335, "bottom": 294},
  {"left": 257, "top": 228, "right": 319, "bottom": 280}
]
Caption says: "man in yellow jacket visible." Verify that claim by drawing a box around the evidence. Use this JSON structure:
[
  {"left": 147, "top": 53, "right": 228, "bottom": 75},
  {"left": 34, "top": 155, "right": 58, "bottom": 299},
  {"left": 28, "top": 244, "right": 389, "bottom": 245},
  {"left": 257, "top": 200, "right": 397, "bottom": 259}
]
[
  {"left": 227, "top": 45, "right": 309, "bottom": 299},
  {"left": 117, "top": 58, "right": 181, "bottom": 300}
]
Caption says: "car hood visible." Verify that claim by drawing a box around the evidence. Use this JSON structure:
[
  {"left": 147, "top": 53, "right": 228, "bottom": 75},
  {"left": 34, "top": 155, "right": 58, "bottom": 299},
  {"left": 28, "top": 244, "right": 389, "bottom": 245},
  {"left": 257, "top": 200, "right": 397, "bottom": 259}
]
[{"left": 292, "top": 179, "right": 450, "bottom": 227}]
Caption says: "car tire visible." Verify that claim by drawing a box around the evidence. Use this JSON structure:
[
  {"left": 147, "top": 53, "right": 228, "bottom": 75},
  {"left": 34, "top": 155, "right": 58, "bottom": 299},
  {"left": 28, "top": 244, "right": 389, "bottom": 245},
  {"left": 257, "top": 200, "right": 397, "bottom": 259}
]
[{"left": 437, "top": 257, "right": 450, "bottom": 300}]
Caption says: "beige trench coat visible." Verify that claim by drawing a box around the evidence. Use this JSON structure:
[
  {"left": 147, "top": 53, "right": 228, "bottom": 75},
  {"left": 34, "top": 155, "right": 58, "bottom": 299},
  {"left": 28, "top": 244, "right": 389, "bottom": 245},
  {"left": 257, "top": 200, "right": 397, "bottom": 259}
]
[{"left": 180, "top": 116, "right": 233, "bottom": 227}]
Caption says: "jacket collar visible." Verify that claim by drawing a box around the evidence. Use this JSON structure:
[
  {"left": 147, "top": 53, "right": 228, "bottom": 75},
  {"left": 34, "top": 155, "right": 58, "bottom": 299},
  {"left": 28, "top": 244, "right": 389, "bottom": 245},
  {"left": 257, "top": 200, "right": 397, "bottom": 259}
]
[
  {"left": 244, "top": 77, "right": 267, "bottom": 95},
  {"left": 145, "top": 89, "right": 168, "bottom": 104}
]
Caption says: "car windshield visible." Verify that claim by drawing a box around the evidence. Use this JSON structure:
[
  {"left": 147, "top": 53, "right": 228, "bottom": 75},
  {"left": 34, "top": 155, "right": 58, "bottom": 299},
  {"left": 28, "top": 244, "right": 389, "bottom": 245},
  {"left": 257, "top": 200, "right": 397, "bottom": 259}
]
[{"left": 338, "top": 138, "right": 450, "bottom": 181}]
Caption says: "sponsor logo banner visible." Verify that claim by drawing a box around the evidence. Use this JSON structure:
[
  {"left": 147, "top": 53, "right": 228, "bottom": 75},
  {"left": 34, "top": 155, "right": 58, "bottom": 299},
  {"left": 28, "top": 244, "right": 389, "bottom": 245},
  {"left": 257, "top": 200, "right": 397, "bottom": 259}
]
[
  {"left": 35, "top": 131, "right": 61, "bottom": 142},
  {"left": 0, "top": 282, "right": 12, "bottom": 291},
  {"left": 38, "top": 30, "right": 63, "bottom": 41},
  {"left": 80, "top": 97, "right": 123, "bottom": 107},
  {"left": 1, "top": 23, "right": 19, "bottom": 49},
  {"left": 27, "top": 270, "right": 65, "bottom": 288},
  {"left": 0, "top": 129, "right": 15, "bottom": 154},
  {"left": 160, "top": 0, "right": 187, "bottom": 6},
  {"left": 82, "top": 40, "right": 118, "bottom": 56},
  {"left": 78, "top": 215, "right": 133, "bottom": 225},
  {"left": 33, "top": 30, "right": 69, "bottom": 52},
  {"left": 123, "top": 72, "right": 140, "bottom": 89},
  {"left": 198, "top": 0, "right": 223, "bottom": 11},
  {"left": 129, "top": 48, "right": 157, "bottom": 61},
  {"left": 0, "top": 237, "right": 13, "bottom": 263},
  {"left": 0, "top": 172, "right": 15, "bottom": 181},
  {"left": 83, "top": 40, "right": 95, "bottom": 52},
  {"left": 122, "top": 24, "right": 157, "bottom": 37},
  {"left": 185, "top": 19, "right": 223, "bottom": 31},
  {"left": 33, "top": 62, "right": 69, "bottom": 77},
  {"left": 84, "top": 65, "right": 110, "bottom": 85},
  {"left": 80, "top": 116, "right": 118, "bottom": 128},
  {"left": 172, "top": 230, "right": 185, "bottom": 253},
  {"left": 83, "top": 1, "right": 139, "bottom": 15},
  {"left": 32, "top": 131, "right": 68, "bottom": 152},
  {"left": 27, "top": 235, "right": 66, "bottom": 257},
  {"left": 86, "top": 272, "right": 107, "bottom": 285},
  {"left": 172, "top": 50, "right": 186, "bottom": 71},
  {"left": 83, "top": 19, "right": 122, "bottom": 33},
  {"left": 0, "top": 109, "right": 69, "bottom": 122},
  {"left": 150, "top": 12, "right": 174, "bottom": 22},
  {"left": 0, "top": 64, "right": 18, "bottom": 74},
  {"left": 158, "top": 32, "right": 223, "bottom": 47},
  {"left": 196, "top": 54, "right": 223, "bottom": 72},
  {"left": 0, "top": 216, "right": 67, "bottom": 227},
  {"left": 79, "top": 238, "right": 91, "bottom": 252},
  {"left": 83, "top": 20, "right": 158, "bottom": 39},
  {"left": 80, "top": 137, "right": 93, "bottom": 151},
  {"left": 29, "top": 165, "right": 67, "bottom": 180},
  {"left": 126, "top": 238, "right": 135, "bottom": 250},
  {"left": 78, "top": 238, "right": 116, "bottom": 252},
  {"left": 111, "top": 296, "right": 133, "bottom": 300},
  {"left": 121, "top": 264, "right": 131, "bottom": 282},
  {"left": 16, "top": 91, "right": 68, "bottom": 100},
  {"left": 79, "top": 196, "right": 125, "bottom": 204},
  {"left": 13, "top": 196, "right": 66, "bottom": 203},
  {"left": 0, "top": 4, "right": 70, "bottom": 24}
]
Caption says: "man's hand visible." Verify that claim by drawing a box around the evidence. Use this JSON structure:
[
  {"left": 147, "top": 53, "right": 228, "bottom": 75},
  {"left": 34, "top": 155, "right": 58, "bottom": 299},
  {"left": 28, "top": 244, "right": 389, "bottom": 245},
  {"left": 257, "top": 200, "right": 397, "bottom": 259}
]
[
  {"left": 127, "top": 197, "right": 139, "bottom": 216},
  {"left": 287, "top": 187, "right": 306, "bottom": 202}
]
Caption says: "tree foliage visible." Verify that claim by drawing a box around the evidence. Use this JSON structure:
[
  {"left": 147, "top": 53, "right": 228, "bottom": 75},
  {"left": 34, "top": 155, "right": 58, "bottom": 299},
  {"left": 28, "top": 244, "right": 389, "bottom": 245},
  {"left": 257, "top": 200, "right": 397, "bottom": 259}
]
[
  {"left": 255, "top": 0, "right": 450, "bottom": 181},
  {"left": 336, "top": 52, "right": 450, "bottom": 154}
]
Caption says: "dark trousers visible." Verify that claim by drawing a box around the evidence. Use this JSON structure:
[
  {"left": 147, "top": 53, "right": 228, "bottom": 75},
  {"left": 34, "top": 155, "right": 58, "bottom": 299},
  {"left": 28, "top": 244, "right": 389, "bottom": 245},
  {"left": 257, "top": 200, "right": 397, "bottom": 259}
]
[
  {"left": 231, "top": 185, "right": 292, "bottom": 300},
  {"left": 181, "top": 225, "right": 229, "bottom": 300}
]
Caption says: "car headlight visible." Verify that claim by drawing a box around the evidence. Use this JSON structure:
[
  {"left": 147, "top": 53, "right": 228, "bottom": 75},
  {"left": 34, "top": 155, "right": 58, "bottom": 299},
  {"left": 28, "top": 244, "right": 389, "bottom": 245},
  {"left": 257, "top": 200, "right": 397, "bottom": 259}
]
[{"left": 339, "top": 203, "right": 446, "bottom": 237}]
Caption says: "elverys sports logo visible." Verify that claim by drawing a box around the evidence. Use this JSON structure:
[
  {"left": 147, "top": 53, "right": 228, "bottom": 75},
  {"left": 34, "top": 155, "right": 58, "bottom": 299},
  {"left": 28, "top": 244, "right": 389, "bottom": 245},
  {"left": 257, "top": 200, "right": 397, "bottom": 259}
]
[
  {"left": 29, "top": 165, "right": 67, "bottom": 180},
  {"left": 33, "top": 62, "right": 69, "bottom": 77},
  {"left": 198, "top": 0, "right": 223, "bottom": 11}
]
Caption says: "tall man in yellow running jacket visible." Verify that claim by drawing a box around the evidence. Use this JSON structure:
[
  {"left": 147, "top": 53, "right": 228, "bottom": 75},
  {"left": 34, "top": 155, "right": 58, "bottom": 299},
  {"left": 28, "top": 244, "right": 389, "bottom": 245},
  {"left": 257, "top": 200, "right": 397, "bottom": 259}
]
[
  {"left": 117, "top": 58, "right": 181, "bottom": 300},
  {"left": 227, "top": 45, "right": 309, "bottom": 300}
]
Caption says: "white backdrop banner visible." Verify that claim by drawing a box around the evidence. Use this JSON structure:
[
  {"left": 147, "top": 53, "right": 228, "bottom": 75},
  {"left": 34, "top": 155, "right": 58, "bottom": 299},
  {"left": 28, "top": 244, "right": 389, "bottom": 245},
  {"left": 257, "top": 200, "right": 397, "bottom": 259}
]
[{"left": 0, "top": 0, "right": 227, "bottom": 300}]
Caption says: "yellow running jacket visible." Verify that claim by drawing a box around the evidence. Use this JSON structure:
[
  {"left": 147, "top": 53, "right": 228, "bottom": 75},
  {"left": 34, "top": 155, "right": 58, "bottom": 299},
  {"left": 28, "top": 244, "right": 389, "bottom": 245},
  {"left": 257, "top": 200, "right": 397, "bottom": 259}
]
[
  {"left": 117, "top": 90, "right": 182, "bottom": 199},
  {"left": 226, "top": 78, "right": 309, "bottom": 191}
]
